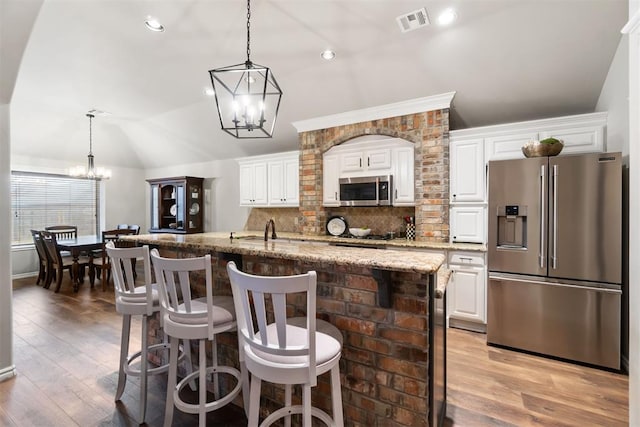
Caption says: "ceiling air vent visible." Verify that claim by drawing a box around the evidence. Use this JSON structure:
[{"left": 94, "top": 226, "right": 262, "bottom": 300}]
[{"left": 396, "top": 7, "right": 430, "bottom": 33}]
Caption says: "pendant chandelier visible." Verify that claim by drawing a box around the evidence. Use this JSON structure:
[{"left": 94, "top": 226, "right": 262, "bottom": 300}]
[
  {"left": 208, "top": 0, "right": 282, "bottom": 138},
  {"left": 68, "top": 113, "right": 112, "bottom": 180}
]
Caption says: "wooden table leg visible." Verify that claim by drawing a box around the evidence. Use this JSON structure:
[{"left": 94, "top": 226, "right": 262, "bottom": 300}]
[{"left": 71, "top": 250, "right": 81, "bottom": 292}]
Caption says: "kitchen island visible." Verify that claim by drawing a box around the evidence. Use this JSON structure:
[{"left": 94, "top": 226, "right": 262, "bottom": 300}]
[{"left": 125, "top": 232, "right": 450, "bottom": 427}]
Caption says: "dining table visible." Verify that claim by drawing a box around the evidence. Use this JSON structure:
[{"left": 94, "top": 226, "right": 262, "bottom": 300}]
[{"left": 56, "top": 235, "right": 103, "bottom": 292}]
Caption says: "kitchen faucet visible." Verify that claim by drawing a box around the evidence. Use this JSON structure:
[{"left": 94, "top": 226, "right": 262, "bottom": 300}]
[{"left": 264, "top": 218, "right": 277, "bottom": 241}]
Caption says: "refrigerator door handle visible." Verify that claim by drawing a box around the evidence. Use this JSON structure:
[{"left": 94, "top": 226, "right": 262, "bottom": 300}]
[
  {"left": 488, "top": 273, "right": 622, "bottom": 294},
  {"left": 551, "top": 164, "right": 558, "bottom": 269},
  {"left": 539, "top": 165, "right": 545, "bottom": 268}
]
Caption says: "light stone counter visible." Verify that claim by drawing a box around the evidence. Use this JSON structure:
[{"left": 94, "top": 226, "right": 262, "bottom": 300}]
[{"left": 126, "top": 231, "right": 446, "bottom": 274}]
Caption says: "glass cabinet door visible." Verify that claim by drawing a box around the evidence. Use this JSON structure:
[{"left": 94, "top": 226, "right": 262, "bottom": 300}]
[{"left": 187, "top": 183, "right": 201, "bottom": 230}]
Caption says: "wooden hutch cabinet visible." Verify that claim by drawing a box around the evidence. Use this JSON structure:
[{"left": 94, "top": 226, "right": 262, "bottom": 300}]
[{"left": 147, "top": 176, "right": 204, "bottom": 234}]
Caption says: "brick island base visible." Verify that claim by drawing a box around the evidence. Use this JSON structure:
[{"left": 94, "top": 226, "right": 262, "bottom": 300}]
[{"left": 145, "top": 245, "right": 445, "bottom": 427}]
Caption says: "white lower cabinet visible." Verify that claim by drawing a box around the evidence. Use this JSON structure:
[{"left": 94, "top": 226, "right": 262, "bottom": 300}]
[{"left": 447, "top": 251, "right": 487, "bottom": 332}]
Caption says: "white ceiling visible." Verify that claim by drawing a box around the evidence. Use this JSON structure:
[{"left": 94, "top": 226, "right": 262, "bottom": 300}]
[{"left": 8, "top": 0, "right": 627, "bottom": 169}]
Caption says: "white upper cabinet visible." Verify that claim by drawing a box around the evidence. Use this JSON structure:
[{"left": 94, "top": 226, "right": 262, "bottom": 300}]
[
  {"left": 393, "top": 146, "right": 415, "bottom": 206},
  {"left": 450, "top": 206, "right": 485, "bottom": 243},
  {"left": 239, "top": 161, "right": 268, "bottom": 206},
  {"left": 485, "top": 132, "right": 538, "bottom": 161},
  {"left": 323, "top": 154, "right": 340, "bottom": 207},
  {"left": 268, "top": 155, "right": 299, "bottom": 206},
  {"left": 450, "top": 138, "right": 484, "bottom": 202},
  {"left": 339, "top": 148, "right": 392, "bottom": 174},
  {"left": 323, "top": 136, "right": 415, "bottom": 206},
  {"left": 238, "top": 151, "right": 299, "bottom": 207}
]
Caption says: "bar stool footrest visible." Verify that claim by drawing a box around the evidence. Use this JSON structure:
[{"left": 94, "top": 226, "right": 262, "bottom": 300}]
[
  {"left": 173, "top": 366, "right": 242, "bottom": 414},
  {"left": 123, "top": 343, "right": 184, "bottom": 377},
  {"left": 261, "top": 405, "right": 335, "bottom": 427}
]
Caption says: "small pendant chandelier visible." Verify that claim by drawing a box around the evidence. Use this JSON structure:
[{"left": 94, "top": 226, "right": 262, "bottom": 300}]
[
  {"left": 68, "top": 113, "right": 112, "bottom": 180},
  {"left": 208, "top": 0, "right": 282, "bottom": 139}
]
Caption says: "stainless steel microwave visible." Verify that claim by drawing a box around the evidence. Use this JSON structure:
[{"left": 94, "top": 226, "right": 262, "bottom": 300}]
[{"left": 339, "top": 175, "right": 393, "bottom": 207}]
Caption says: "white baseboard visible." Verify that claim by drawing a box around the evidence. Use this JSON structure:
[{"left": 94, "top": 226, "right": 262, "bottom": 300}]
[
  {"left": 11, "top": 271, "right": 38, "bottom": 280},
  {"left": 0, "top": 365, "right": 17, "bottom": 382},
  {"left": 449, "top": 318, "right": 487, "bottom": 334}
]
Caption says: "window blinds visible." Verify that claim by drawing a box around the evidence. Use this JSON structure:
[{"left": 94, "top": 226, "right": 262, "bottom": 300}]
[{"left": 11, "top": 172, "right": 99, "bottom": 246}]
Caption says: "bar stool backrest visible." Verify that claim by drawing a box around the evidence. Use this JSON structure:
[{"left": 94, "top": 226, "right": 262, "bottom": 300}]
[
  {"left": 226, "top": 261, "right": 318, "bottom": 386},
  {"left": 106, "top": 242, "right": 155, "bottom": 316}
]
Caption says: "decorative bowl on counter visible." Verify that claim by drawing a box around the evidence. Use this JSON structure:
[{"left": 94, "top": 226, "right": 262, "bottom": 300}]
[
  {"left": 522, "top": 138, "right": 564, "bottom": 158},
  {"left": 349, "top": 227, "right": 371, "bottom": 237}
]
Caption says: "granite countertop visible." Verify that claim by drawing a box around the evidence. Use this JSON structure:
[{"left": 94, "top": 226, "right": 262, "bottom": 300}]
[
  {"left": 125, "top": 232, "right": 446, "bottom": 275},
  {"left": 263, "top": 231, "right": 487, "bottom": 252}
]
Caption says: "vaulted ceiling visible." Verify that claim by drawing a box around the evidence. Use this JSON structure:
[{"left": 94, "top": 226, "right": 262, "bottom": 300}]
[{"left": 6, "top": 0, "right": 628, "bottom": 169}]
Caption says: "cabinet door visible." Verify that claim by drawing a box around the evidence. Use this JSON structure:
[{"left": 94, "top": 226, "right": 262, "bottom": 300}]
[
  {"left": 539, "top": 126, "right": 604, "bottom": 154},
  {"left": 485, "top": 132, "right": 538, "bottom": 161},
  {"left": 451, "top": 138, "right": 484, "bottom": 202},
  {"left": 323, "top": 154, "right": 340, "bottom": 206},
  {"left": 340, "top": 151, "right": 364, "bottom": 173},
  {"left": 239, "top": 163, "right": 256, "bottom": 205},
  {"left": 283, "top": 156, "right": 299, "bottom": 206},
  {"left": 253, "top": 163, "right": 268, "bottom": 205},
  {"left": 450, "top": 206, "right": 484, "bottom": 243},
  {"left": 268, "top": 161, "right": 285, "bottom": 205},
  {"left": 366, "top": 148, "right": 392, "bottom": 171},
  {"left": 449, "top": 266, "right": 486, "bottom": 323},
  {"left": 239, "top": 162, "right": 268, "bottom": 206},
  {"left": 393, "top": 146, "right": 415, "bottom": 206}
]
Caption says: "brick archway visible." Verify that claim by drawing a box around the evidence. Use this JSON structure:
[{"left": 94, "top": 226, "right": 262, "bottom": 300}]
[{"left": 297, "top": 109, "right": 450, "bottom": 242}]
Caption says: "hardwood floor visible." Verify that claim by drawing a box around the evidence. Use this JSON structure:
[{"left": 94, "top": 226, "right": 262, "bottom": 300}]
[{"left": 2, "top": 276, "right": 628, "bottom": 426}]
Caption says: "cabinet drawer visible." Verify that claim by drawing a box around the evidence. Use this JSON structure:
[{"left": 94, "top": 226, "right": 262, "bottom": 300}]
[{"left": 449, "top": 251, "right": 485, "bottom": 266}]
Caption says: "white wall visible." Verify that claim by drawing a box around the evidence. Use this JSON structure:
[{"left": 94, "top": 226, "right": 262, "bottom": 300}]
[
  {"left": 145, "top": 158, "right": 249, "bottom": 233},
  {"left": 625, "top": 1, "right": 639, "bottom": 425},
  {"left": 597, "top": 37, "right": 630, "bottom": 155},
  {"left": 0, "top": 104, "right": 15, "bottom": 380}
]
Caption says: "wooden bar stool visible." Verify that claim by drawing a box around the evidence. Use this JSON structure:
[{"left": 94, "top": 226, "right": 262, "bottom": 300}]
[
  {"left": 106, "top": 242, "right": 184, "bottom": 425},
  {"left": 151, "top": 250, "right": 242, "bottom": 427},
  {"left": 226, "top": 261, "right": 344, "bottom": 427}
]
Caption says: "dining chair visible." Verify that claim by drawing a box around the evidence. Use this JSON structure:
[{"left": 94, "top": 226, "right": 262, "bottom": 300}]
[
  {"left": 41, "top": 230, "right": 92, "bottom": 293},
  {"left": 93, "top": 228, "right": 137, "bottom": 291},
  {"left": 150, "top": 249, "right": 242, "bottom": 427},
  {"left": 30, "top": 229, "right": 51, "bottom": 287},
  {"left": 44, "top": 225, "right": 78, "bottom": 240},
  {"left": 128, "top": 224, "right": 141, "bottom": 235},
  {"left": 106, "top": 242, "right": 180, "bottom": 425},
  {"left": 226, "top": 261, "right": 344, "bottom": 427}
]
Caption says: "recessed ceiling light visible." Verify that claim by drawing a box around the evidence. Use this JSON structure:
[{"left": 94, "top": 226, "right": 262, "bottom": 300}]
[
  {"left": 204, "top": 88, "right": 215, "bottom": 96},
  {"left": 145, "top": 16, "right": 165, "bottom": 32},
  {"left": 321, "top": 50, "right": 336, "bottom": 60},
  {"left": 437, "top": 8, "right": 457, "bottom": 26}
]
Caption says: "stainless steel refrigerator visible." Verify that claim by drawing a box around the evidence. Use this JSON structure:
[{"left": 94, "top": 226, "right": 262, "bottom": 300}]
[{"left": 487, "top": 152, "right": 622, "bottom": 369}]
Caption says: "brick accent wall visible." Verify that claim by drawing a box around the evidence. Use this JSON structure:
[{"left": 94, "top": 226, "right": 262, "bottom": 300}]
[{"left": 297, "top": 109, "right": 450, "bottom": 242}]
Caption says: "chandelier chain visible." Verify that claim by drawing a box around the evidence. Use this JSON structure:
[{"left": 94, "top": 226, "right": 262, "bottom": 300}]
[
  {"left": 87, "top": 113, "right": 94, "bottom": 155},
  {"left": 246, "top": 0, "right": 251, "bottom": 63}
]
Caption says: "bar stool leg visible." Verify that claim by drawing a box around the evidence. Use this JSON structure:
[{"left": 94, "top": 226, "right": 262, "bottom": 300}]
[
  {"left": 331, "top": 366, "right": 344, "bottom": 426},
  {"left": 115, "top": 314, "right": 131, "bottom": 401},
  {"left": 284, "top": 384, "right": 292, "bottom": 427},
  {"left": 249, "top": 376, "right": 262, "bottom": 426},
  {"left": 164, "top": 336, "right": 179, "bottom": 427},
  {"left": 212, "top": 336, "right": 220, "bottom": 400},
  {"left": 183, "top": 339, "right": 197, "bottom": 391},
  {"left": 139, "top": 315, "right": 148, "bottom": 424},
  {"left": 302, "top": 385, "right": 312, "bottom": 426},
  {"left": 199, "top": 339, "right": 206, "bottom": 426}
]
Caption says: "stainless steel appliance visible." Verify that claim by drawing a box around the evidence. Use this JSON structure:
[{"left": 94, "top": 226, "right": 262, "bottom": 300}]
[
  {"left": 487, "top": 152, "right": 622, "bottom": 369},
  {"left": 339, "top": 175, "right": 392, "bottom": 206}
]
